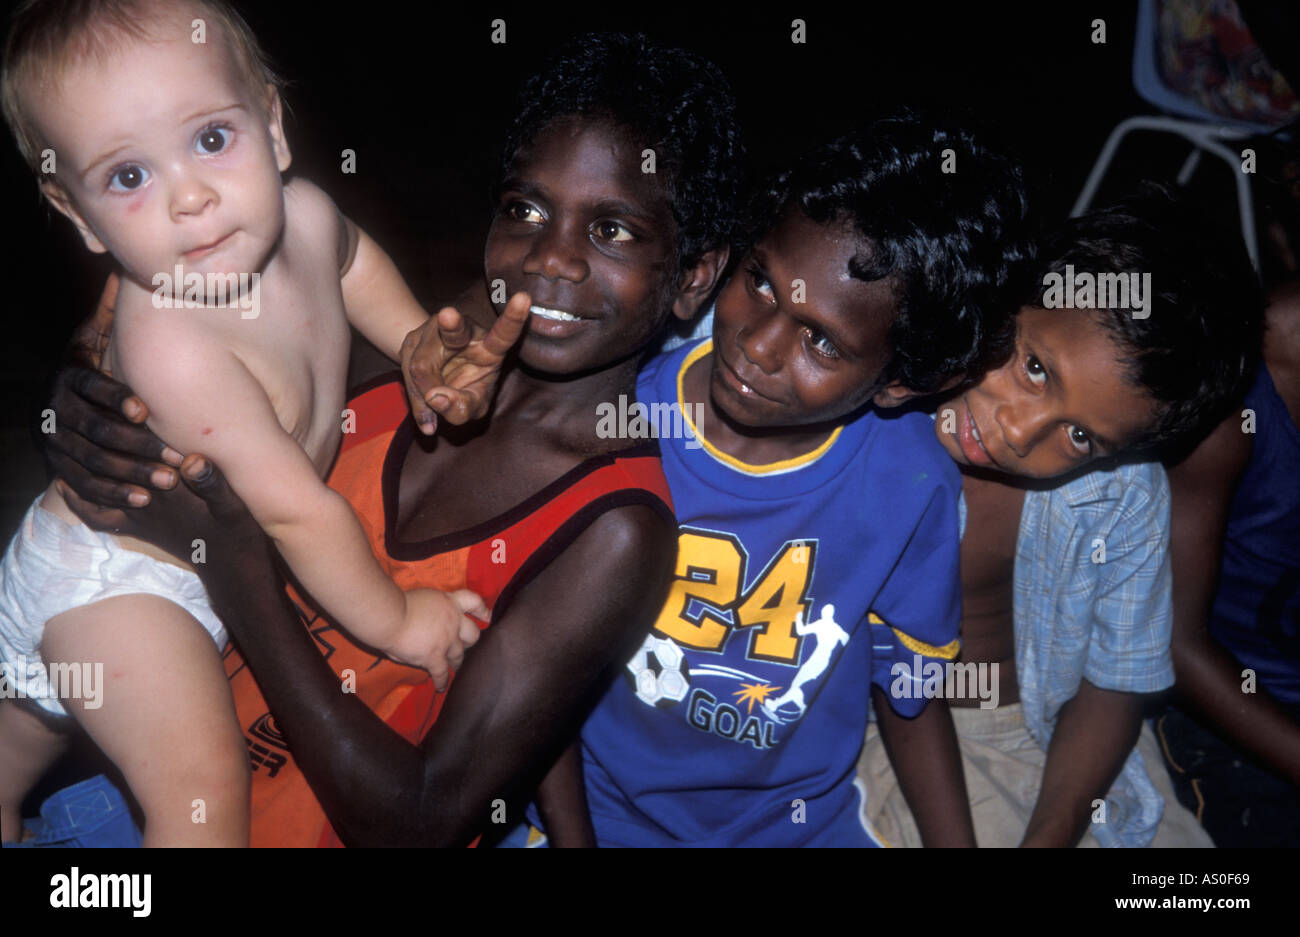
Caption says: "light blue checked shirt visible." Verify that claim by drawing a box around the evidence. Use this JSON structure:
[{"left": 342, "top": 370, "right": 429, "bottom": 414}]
[{"left": 995, "top": 459, "right": 1175, "bottom": 847}]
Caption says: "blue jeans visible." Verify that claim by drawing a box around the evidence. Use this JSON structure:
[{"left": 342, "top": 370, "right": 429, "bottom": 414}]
[{"left": 4, "top": 773, "right": 142, "bottom": 848}]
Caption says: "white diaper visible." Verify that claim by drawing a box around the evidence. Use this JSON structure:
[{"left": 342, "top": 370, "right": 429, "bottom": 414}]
[{"left": 0, "top": 495, "right": 227, "bottom": 717}]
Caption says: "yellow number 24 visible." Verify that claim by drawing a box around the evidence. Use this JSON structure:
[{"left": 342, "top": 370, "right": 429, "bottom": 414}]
[{"left": 652, "top": 530, "right": 814, "bottom": 664}]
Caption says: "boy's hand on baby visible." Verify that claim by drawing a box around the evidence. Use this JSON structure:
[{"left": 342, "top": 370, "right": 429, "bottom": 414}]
[
  {"left": 397, "top": 589, "right": 488, "bottom": 692},
  {"left": 45, "top": 366, "right": 185, "bottom": 513},
  {"left": 59, "top": 453, "right": 269, "bottom": 577},
  {"left": 401, "top": 291, "right": 531, "bottom": 434}
]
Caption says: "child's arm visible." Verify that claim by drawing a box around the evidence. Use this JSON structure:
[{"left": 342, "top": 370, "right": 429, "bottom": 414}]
[
  {"left": 870, "top": 687, "right": 975, "bottom": 846},
  {"left": 1166, "top": 414, "right": 1300, "bottom": 787},
  {"left": 117, "top": 324, "right": 478, "bottom": 686},
  {"left": 1020, "top": 680, "right": 1147, "bottom": 847},
  {"left": 869, "top": 473, "right": 973, "bottom": 846},
  {"left": 1022, "top": 464, "right": 1177, "bottom": 847},
  {"left": 337, "top": 211, "right": 431, "bottom": 361},
  {"left": 534, "top": 741, "right": 597, "bottom": 847}
]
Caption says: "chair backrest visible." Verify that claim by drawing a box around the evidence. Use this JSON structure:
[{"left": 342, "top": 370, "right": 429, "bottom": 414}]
[{"left": 1132, "top": 0, "right": 1295, "bottom": 133}]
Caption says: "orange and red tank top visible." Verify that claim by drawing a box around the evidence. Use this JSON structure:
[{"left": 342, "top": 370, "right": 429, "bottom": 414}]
[{"left": 222, "top": 377, "right": 673, "bottom": 846}]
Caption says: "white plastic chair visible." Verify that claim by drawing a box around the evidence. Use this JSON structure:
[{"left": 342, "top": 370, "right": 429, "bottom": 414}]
[{"left": 1071, "top": 0, "right": 1294, "bottom": 271}]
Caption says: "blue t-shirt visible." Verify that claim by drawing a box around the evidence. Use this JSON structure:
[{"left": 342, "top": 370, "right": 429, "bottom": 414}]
[
  {"left": 578, "top": 339, "right": 963, "bottom": 846},
  {"left": 1210, "top": 364, "right": 1300, "bottom": 716}
]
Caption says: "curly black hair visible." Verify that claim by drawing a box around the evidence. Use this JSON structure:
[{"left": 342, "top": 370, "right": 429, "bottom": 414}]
[
  {"left": 500, "top": 32, "right": 745, "bottom": 270},
  {"left": 1027, "top": 184, "right": 1264, "bottom": 450},
  {"left": 745, "top": 110, "right": 1033, "bottom": 397}
]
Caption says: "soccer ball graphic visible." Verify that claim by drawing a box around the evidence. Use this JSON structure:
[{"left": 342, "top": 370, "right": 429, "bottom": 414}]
[{"left": 625, "top": 634, "right": 690, "bottom": 708}]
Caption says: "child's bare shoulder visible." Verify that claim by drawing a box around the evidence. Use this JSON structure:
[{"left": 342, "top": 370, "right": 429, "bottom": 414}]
[{"left": 282, "top": 178, "right": 345, "bottom": 268}]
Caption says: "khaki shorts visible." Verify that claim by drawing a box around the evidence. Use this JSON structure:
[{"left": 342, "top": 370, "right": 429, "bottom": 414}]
[{"left": 857, "top": 702, "right": 1214, "bottom": 847}]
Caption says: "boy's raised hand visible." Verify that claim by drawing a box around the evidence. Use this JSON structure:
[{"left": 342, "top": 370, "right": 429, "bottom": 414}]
[{"left": 401, "top": 290, "right": 531, "bottom": 434}]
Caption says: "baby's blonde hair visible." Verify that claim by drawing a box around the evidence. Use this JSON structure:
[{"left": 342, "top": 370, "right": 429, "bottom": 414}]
[{"left": 1, "top": 0, "right": 285, "bottom": 173}]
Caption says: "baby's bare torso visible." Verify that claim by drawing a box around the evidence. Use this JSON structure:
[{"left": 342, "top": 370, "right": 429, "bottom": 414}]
[{"left": 45, "top": 180, "right": 352, "bottom": 564}]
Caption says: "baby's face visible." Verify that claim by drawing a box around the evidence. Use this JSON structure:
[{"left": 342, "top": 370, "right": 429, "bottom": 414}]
[{"left": 29, "top": 23, "right": 290, "bottom": 292}]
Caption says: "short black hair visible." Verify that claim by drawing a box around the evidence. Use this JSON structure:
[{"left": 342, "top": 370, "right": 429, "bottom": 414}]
[
  {"left": 1027, "top": 184, "right": 1264, "bottom": 450},
  {"left": 747, "top": 109, "right": 1033, "bottom": 396},
  {"left": 500, "top": 32, "right": 745, "bottom": 270}
]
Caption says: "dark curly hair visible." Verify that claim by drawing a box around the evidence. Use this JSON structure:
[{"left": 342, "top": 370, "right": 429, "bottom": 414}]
[
  {"left": 1027, "top": 185, "right": 1264, "bottom": 450},
  {"left": 746, "top": 110, "right": 1033, "bottom": 397},
  {"left": 500, "top": 32, "right": 745, "bottom": 270}
]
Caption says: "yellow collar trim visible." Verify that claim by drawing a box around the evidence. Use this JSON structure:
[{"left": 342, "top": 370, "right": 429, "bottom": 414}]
[{"left": 677, "top": 339, "right": 844, "bottom": 476}]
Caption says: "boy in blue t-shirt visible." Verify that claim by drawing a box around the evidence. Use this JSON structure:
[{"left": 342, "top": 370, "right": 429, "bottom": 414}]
[{"left": 569, "top": 117, "right": 1031, "bottom": 846}]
